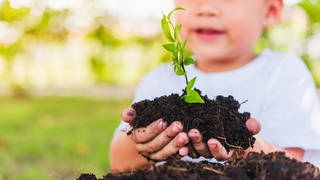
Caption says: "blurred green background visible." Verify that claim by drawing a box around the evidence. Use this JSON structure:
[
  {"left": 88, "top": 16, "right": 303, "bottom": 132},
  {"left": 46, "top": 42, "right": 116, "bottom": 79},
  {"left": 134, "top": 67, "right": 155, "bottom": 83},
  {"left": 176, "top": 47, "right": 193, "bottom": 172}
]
[{"left": 0, "top": 0, "right": 319, "bottom": 179}]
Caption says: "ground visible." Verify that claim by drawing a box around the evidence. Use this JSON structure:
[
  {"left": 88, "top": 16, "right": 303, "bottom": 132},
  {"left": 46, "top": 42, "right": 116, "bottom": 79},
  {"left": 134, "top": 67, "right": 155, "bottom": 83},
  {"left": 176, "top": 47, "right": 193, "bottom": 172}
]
[{"left": 0, "top": 96, "right": 130, "bottom": 179}]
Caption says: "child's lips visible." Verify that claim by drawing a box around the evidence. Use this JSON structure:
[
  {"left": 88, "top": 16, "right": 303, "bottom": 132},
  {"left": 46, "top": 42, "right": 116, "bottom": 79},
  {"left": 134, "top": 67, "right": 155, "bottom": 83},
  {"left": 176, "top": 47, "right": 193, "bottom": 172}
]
[{"left": 194, "top": 28, "right": 225, "bottom": 41}]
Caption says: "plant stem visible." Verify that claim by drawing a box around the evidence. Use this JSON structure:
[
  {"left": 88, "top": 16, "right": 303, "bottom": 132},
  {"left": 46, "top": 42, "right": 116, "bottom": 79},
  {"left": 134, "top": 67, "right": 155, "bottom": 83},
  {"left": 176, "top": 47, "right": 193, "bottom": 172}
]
[
  {"left": 167, "top": 14, "right": 189, "bottom": 89},
  {"left": 176, "top": 36, "right": 189, "bottom": 87},
  {"left": 181, "top": 63, "right": 189, "bottom": 86}
]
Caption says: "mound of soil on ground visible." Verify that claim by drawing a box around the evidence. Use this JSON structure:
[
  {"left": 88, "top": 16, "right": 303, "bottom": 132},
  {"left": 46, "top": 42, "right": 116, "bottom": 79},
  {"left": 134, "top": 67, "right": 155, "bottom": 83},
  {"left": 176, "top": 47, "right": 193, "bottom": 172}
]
[
  {"left": 78, "top": 152, "right": 320, "bottom": 180},
  {"left": 128, "top": 92, "right": 255, "bottom": 153}
]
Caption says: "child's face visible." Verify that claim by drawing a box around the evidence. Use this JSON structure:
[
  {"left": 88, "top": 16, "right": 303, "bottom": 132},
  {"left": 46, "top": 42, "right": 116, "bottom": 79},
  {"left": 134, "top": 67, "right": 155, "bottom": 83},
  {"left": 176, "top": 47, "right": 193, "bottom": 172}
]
[{"left": 174, "top": 0, "right": 282, "bottom": 62}]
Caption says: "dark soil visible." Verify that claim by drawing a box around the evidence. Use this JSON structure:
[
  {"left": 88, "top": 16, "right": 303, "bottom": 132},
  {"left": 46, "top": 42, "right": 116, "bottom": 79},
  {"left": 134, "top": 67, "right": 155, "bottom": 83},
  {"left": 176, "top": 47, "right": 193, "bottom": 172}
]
[
  {"left": 78, "top": 92, "right": 320, "bottom": 180},
  {"left": 78, "top": 152, "right": 320, "bottom": 180},
  {"left": 128, "top": 91, "right": 255, "bottom": 153}
]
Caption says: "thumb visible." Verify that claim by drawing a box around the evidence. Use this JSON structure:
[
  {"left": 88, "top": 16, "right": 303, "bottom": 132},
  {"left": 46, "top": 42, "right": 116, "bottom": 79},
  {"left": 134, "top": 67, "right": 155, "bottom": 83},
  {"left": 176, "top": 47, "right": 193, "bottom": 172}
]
[
  {"left": 121, "top": 107, "right": 136, "bottom": 124},
  {"left": 246, "top": 118, "right": 261, "bottom": 135}
]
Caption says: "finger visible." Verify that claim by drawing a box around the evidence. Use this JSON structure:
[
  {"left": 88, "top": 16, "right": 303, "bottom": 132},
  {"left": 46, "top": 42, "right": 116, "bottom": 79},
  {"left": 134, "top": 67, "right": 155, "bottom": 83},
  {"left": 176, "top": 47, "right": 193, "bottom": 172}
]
[
  {"left": 188, "top": 129, "right": 211, "bottom": 158},
  {"left": 150, "top": 132, "right": 189, "bottom": 161},
  {"left": 131, "top": 118, "right": 167, "bottom": 143},
  {"left": 136, "top": 121, "right": 183, "bottom": 153},
  {"left": 179, "top": 147, "right": 189, "bottom": 156},
  {"left": 246, "top": 118, "right": 261, "bottom": 135},
  {"left": 121, "top": 107, "right": 136, "bottom": 124},
  {"left": 208, "top": 138, "right": 233, "bottom": 161}
]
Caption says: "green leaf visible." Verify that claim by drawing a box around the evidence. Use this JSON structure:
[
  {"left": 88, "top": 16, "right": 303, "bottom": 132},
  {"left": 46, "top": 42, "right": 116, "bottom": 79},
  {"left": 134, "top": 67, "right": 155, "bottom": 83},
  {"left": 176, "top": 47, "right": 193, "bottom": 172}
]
[
  {"left": 168, "top": 7, "right": 185, "bottom": 20},
  {"left": 172, "top": 57, "right": 178, "bottom": 64},
  {"left": 174, "top": 64, "right": 186, "bottom": 76},
  {"left": 183, "top": 48, "right": 192, "bottom": 58},
  {"left": 182, "top": 38, "right": 189, "bottom": 50},
  {"left": 186, "top": 77, "right": 196, "bottom": 90},
  {"left": 174, "top": 24, "right": 182, "bottom": 39},
  {"left": 162, "top": 43, "right": 175, "bottom": 53},
  {"left": 184, "top": 57, "right": 195, "bottom": 65},
  {"left": 177, "top": 51, "right": 182, "bottom": 63},
  {"left": 182, "top": 38, "right": 193, "bottom": 58},
  {"left": 161, "top": 15, "right": 174, "bottom": 42},
  {"left": 184, "top": 90, "right": 204, "bottom": 104},
  {"left": 175, "top": 41, "right": 183, "bottom": 63},
  {"left": 173, "top": 41, "right": 179, "bottom": 58}
]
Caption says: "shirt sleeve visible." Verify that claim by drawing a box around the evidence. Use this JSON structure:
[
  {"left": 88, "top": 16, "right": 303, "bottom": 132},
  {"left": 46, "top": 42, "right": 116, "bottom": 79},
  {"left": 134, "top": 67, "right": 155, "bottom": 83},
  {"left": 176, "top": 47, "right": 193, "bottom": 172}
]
[{"left": 258, "top": 53, "right": 320, "bottom": 150}]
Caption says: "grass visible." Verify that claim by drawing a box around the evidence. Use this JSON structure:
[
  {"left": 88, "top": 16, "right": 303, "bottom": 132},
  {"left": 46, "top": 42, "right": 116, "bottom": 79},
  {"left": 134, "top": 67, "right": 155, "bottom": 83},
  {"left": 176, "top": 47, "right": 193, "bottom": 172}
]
[{"left": 0, "top": 96, "right": 131, "bottom": 179}]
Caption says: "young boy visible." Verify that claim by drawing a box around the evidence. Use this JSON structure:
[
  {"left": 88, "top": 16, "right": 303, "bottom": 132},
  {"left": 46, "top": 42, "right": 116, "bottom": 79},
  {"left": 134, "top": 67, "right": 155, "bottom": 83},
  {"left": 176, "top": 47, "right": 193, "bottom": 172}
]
[{"left": 110, "top": 0, "right": 320, "bottom": 172}]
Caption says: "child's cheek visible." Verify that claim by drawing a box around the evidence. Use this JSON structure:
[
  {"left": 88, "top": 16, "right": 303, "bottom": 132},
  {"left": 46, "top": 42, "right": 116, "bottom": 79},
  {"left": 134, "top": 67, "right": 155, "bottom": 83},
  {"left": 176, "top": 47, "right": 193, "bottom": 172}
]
[{"left": 179, "top": 27, "right": 189, "bottom": 42}]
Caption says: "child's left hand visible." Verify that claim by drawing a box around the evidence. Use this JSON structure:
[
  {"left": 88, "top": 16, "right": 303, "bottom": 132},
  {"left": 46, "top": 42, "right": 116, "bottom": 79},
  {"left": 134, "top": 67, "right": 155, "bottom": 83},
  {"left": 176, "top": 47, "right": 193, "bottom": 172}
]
[{"left": 187, "top": 118, "right": 271, "bottom": 160}]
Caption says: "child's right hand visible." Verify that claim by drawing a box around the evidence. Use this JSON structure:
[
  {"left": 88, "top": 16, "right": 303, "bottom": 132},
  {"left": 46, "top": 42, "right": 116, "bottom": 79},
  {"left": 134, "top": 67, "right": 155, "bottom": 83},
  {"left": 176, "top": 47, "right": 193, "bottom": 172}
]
[{"left": 121, "top": 108, "right": 190, "bottom": 161}]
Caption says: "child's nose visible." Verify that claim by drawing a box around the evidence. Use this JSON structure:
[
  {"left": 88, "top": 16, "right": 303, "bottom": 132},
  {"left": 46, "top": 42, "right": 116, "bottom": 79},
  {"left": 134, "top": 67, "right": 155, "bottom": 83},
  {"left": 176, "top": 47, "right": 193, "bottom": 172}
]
[{"left": 196, "top": 1, "right": 221, "bottom": 17}]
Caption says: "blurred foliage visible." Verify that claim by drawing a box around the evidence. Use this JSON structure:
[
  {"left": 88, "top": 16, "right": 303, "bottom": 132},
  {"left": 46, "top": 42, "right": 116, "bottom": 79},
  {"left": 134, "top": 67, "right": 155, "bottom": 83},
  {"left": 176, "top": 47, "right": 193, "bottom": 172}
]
[
  {"left": 254, "top": 0, "right": 320, "bottom": 86},
  {"left": 0, "top": 2, "right": 26, "bottom": 60},
  {"left": 0, "top": 1, "right": 71, "bottom": 92},
  {"left": 0, "top": 1, "right": 29, "bottom": 22},
  {"left": 0, "top": 0, "right": 320, "bottom": 88},
  {"left": 299, "top": 0, "right": 320, "bottom": 85},
  {"left": 87, "top": 25, "right": 120, "bottom": 83},
  {"left": 25, "top": 9, "right": 69, "bottom": 42},
  {"left": 299, "top": 0, "right": 320, "bottom": 24},
  {"left": 89, "top": 56, "right": 108, "bottom": 83},
  {"left": 0, "top": 41, "right": 22, "bottom": 61},
  {"left": 87, "top": 25, "right": 121, "bottom": 47},
  {"left": 87, "top": 24, "right": 164, "bottom": 84}
]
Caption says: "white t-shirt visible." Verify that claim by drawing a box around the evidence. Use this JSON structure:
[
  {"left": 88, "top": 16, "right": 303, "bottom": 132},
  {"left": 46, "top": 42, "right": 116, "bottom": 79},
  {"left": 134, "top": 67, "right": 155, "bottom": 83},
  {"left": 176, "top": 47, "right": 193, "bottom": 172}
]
[{"left": 115, "top": 49, "right": 320, "bottom": 166}]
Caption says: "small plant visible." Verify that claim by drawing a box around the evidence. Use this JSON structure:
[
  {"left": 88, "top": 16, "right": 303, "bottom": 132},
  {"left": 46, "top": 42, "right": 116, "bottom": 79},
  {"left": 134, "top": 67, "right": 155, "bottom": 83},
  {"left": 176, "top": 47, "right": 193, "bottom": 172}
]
[{"left": 161, "top": 8, "right": 204, "bottom": 104}]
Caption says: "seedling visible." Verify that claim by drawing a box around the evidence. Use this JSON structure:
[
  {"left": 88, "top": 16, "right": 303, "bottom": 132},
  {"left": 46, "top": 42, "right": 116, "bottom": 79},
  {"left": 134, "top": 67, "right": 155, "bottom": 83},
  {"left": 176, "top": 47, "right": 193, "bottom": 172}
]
[
  {"left": 161, "top": 8, "right": 204, "bottom": 104},
  {"left": 128, "top": 8, "right": 255, "bottom": 154}
]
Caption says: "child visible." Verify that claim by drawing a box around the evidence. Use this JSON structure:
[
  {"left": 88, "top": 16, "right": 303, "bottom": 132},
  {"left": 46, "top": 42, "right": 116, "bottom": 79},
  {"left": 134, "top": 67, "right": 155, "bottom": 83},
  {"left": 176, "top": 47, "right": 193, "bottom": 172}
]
[{"left": 109, "top": 0, "right": 320, "bottom": 172}]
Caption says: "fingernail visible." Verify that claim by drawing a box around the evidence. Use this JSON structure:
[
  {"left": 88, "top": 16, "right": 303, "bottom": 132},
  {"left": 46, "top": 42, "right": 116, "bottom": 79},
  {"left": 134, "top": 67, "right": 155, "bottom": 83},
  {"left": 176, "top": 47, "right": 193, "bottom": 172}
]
[
  {"left": 172, "top": 126, "right": 181, "bottom": 133},
  {"left": 209, "top": 143, "right": 217, "bottom": 149},
  {"left": 192, "top": 129, "right": 198, "bottom": 134},
  {"left": 158, "top": 119, "right": 163, "bottom": 129},
  {"left": 179, "top": 148, "right": 188, "bottom": 156},
  {"left": 158, "top": 119, "right": 167, "bottom": 129},
  {"left": 161, "top": 121, "right": 167, "bottom": 129},
  {"left": 127, "top": 108, "right": 136, "bottom": 116},
  {"left": 209, "top": 143, "right": 218, "bottom": 149}
]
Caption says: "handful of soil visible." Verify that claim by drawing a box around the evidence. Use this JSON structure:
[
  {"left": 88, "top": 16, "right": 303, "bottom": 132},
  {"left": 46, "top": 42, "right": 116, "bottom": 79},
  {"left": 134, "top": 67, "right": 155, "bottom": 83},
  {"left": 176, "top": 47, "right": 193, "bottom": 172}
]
[
  {"left": 78, "top": 93, "right": 320, "bottom": 180},
  {"left": 78, "top": 152, "right": 320, "bottom": 180},
  {"left": 128, "top": 92, "right": 255, "bottom": 153}
]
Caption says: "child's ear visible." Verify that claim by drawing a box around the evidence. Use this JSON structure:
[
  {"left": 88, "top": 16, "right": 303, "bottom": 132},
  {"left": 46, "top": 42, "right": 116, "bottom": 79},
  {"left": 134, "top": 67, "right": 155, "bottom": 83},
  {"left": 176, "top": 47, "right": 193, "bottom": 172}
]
[{"left": 263, "top": 0, "right": 283, "bottom": 28}]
